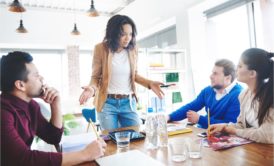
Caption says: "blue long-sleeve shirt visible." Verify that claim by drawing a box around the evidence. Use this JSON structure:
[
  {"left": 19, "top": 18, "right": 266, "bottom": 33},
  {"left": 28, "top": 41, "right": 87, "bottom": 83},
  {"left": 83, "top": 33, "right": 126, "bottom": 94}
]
[{"left": 169, "top": 84, "right": 243, "bottom": 128}]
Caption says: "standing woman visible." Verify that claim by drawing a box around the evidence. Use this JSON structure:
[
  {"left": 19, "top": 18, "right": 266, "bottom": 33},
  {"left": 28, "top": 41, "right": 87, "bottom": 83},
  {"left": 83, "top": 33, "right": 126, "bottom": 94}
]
[
  {"left": 209, "top": 48, "right": 274, "bottom": 144},
  {"left": 79, "top": 15, "right": 164, "bottom": 130}
]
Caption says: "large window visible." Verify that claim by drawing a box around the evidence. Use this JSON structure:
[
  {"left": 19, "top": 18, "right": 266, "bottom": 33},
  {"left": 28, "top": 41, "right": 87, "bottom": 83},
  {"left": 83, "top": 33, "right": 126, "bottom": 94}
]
[
  {"left": 253, "top": 0, "right": 274, "bottom": 50},
  {"left": 31, "top": 52, "right": 64, "bottom": 93},
  {"left": 205, "top": 5, "right": 250, "bottom": 64},
  {"left": 189, "top": 0, "right": 273, "bottom": 94}
]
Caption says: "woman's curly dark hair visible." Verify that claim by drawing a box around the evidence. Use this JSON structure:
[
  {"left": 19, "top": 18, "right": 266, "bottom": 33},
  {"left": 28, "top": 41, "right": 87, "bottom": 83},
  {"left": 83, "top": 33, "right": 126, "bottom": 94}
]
[{"left": 103, "top": 15, "right": 137, "bottom": 52}]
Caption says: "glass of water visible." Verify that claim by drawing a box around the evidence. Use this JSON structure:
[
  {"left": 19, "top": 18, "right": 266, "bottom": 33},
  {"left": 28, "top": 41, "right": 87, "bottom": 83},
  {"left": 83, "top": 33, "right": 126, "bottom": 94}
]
[
  {"left": 186, "top": 138, "right": 203, "bottom": 159},
  {"left": 169, "top": 139, "right": 187, "bottom": 162},
  {"left": 115, "top": 131, "right": 131, "bottom": 149}
]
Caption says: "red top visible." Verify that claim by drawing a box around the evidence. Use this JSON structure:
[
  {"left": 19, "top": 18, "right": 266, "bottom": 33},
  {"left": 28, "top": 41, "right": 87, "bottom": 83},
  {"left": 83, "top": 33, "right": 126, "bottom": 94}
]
[{"left": 1, "top": 94, "right": 63, "bottom": 166}]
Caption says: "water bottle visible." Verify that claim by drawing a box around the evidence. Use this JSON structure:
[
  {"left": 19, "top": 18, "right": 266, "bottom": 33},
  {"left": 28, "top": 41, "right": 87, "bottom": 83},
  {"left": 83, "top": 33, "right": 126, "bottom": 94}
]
[
  {"left": 157, "top": 102, "right": 168, "bottom": 147},
  {"left": 144, "top": 107, "right": 158, "bottom": 150}
]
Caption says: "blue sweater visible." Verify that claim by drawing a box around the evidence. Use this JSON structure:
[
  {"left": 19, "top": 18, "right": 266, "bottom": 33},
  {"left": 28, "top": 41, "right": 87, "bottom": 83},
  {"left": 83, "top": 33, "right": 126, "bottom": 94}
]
[{"left": 169, "top": 84, "right": 243, "bottom": 128}]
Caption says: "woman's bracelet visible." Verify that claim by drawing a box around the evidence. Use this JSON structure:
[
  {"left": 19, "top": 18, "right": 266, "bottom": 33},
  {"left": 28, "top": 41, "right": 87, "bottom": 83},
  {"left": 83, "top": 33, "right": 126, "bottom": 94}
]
[
  {"left": 90, "top": 86, "right": 96, "bottom": 93},
  {"left": 86, "top": 86, "right": 96, "bottom": 93}
]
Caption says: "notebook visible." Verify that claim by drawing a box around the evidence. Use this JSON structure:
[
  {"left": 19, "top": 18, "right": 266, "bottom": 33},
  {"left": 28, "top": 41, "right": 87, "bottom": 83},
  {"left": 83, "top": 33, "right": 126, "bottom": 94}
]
[
  {"left": 96, "top": 150, "right": 164, "bottom": 166},
  {"left": 61, "top": 132, "right": 96, "bottom": 152}
]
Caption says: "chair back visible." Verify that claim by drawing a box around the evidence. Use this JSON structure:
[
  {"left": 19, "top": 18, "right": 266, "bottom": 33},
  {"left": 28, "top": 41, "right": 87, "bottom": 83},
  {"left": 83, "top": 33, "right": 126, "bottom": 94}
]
[{"left": 82, "top": 108, "right": 96, "bottom": 123}]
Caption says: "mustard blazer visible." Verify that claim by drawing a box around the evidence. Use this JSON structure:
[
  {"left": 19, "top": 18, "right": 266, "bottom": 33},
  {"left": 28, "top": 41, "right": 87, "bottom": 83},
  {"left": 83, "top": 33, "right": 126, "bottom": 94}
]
[{"left": 89, "top": 42, "right": 152, "bottom": 112}]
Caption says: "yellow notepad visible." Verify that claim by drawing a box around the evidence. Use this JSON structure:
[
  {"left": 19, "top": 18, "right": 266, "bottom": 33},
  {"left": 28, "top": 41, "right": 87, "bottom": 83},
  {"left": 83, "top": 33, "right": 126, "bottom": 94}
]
[
  {"left": 167, "top": 123, "right": 192, "bottom": 136},
  {"left": 168, "top": 127, "right": 192, "bottom": 136}
]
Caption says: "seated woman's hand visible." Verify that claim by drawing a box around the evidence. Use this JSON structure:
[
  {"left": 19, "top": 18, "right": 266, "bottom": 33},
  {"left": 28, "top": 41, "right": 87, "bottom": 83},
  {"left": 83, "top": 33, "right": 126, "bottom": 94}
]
[
  {"left": 208, "top": 123, "right": 237, "bottom": 136},
  {"left": 208, "top": 124, "right": 226, "bottom": 136}
]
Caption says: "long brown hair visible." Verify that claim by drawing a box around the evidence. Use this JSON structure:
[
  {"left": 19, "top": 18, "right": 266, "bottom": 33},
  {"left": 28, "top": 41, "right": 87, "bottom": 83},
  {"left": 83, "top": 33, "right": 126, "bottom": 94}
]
[{"left": 241, "top": 48, "right": 273, "bottom": 126}]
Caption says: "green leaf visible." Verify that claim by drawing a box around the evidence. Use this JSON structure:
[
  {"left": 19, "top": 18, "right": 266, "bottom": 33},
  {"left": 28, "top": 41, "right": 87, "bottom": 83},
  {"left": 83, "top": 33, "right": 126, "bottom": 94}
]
[
  {"left": 66, "top": 121, "right": 79, "bottom": 128},
  {"left": 64, "top": 128, "right": 70, "bottom": 136},
  {"left": 63, "top": 114, "right": 76, "bottom": 121}
]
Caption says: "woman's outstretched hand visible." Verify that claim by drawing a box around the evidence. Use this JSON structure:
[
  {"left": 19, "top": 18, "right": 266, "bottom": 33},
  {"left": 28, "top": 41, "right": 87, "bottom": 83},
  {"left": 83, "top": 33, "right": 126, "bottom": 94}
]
[
  {"left": 79, "top": 86, "right": 95, "bottom": 105},
  {"left": 149, "top": 81, "right": 165, "bottom": 99}
]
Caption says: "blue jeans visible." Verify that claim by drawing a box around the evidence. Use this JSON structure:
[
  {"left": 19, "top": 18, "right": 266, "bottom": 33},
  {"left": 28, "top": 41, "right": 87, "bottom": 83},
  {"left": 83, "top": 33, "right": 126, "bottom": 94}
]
[{"left": 98, "top": 97, "right": 140, "bottom": 130}]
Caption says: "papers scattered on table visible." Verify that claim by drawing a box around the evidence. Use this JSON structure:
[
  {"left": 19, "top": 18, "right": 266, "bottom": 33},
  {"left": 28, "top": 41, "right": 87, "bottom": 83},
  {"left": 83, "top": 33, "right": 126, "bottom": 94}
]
[
  {"left": 61, "top": 132, "right": 96, "bottom": 152},
  {"left": 96, "top": 150, "right": 164, "bottom": 166},
  {"left": 205, "top": 133, "right": 253, "bottom": 150}
]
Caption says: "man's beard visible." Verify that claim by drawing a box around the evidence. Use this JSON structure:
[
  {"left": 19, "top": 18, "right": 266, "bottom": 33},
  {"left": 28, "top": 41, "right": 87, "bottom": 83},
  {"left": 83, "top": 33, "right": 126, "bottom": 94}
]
[{"left": 212, "top": 85, "right": 223, "bottom": 90}]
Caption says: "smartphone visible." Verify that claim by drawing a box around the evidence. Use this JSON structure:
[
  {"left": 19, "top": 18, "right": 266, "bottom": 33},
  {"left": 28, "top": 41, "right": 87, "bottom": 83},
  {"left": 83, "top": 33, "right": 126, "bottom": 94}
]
[
  {"left": 197, "top": 132, "right": 207, "bottom": 138},
  {"left": 160, "top": 84, "right": 176, "bottom": 88}
]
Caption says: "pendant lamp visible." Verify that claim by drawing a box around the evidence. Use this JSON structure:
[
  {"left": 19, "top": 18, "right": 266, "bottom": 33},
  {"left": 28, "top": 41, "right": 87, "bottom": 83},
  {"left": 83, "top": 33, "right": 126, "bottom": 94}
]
[
  {"left": 71, "top": 0, "right": 80, "bottom": 35},
  {"left": 9, "top": 0, "right": 26, "bottom": 12},
  {"left": 71, "top": 23, "right": 80, "bottom": 35},
  {"left": 16, "top": 19, "right": 28, "bottom": 33},
  {"left": 87, "top": 0, "right": 99, "bottom": 17}
]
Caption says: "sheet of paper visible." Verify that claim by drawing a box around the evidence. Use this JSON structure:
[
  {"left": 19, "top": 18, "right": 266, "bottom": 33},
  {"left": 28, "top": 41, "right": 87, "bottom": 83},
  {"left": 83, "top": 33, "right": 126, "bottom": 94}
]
[
  {"left": 96, "top": 150, "right": 164, "bottom": 166},
  {"left": 61, "top": 132, "right": 96, "bottom": 152}
]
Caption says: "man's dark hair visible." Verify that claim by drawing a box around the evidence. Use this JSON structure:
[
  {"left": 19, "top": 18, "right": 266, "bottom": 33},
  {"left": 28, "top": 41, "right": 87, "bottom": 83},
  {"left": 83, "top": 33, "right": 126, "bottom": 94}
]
[
  {"left": 215, "top": 59, "right": 236, "bottom": 82},
  {"left": 0, "top": 51, "right": 33, "bottom": 93},
  {"left": 103, "top": 14, "right": 137, "bottom": 52}
]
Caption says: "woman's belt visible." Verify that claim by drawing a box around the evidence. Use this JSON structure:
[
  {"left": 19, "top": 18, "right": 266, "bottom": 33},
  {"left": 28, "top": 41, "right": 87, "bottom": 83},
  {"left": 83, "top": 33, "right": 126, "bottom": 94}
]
[{"left": 107, "top": 94, "right": 133, "bottom": 99}]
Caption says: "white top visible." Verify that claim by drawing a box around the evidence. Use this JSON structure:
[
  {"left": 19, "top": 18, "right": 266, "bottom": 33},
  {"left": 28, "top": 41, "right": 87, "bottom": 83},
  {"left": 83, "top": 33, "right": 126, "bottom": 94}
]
[
  {"left": 241, "top": 90, "right": 259, "bottom": 128},
  {"left": 234, "top": 89, "right": 274, "bottom": 143},
  {"left": 107, "top": 49, "right": 132, "bottom": 94},
  {"left": 215, "top": 81, "right": 237, "bottom": 100}
]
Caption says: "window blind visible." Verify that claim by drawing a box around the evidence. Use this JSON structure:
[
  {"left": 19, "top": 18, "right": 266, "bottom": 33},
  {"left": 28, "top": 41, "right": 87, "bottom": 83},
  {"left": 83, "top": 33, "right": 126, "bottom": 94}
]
[{"left": 203, "top": 0, "right": 255, "bottom": 18}]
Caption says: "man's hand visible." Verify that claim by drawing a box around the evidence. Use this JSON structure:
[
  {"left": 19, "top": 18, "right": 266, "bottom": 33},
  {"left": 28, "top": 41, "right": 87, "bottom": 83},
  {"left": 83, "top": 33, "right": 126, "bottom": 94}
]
[
  {"left": 149, "top": 81, "right": 165, "bottom": 99},
  {"left": 186, "top": 110, "right": 200, "bottom": 123},
  {"left": 41, "top": 85, "right": 62, "bottom": 128},
  {"left": 41, "top": 85, "right": 60, "bottom": 105}
]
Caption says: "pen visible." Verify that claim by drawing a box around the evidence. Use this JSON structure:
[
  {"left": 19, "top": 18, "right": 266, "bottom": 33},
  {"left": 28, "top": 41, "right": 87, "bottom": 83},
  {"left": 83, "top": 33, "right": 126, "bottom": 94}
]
[
  {"left": 90, "top": 118, "right": 99, "bottom": 138},
  {"left": 86, "top": 121, "right": 91, "bottom": 133}
]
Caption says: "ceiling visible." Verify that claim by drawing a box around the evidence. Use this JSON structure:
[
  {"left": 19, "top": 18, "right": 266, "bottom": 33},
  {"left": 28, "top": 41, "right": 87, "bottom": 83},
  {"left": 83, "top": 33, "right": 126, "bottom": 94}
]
[
  {"left": 0, "top": 0, "right": 204, "bottom": 35},
  {"left": 0, "top": 0, "right": 204, "bottom": 47},
  {"left": 0, "top": 0, "right": 135, "bottom": 16}
]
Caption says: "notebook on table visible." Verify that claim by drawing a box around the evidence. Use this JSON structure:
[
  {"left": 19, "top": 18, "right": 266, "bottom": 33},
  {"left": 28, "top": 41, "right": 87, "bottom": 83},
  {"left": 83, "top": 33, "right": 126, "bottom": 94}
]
[
  {"left": 96, "top": 150, "right": 164, "bottom": 166},
  {"left": 61, "top": 133, "right": 96, "bottom": 152}
]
